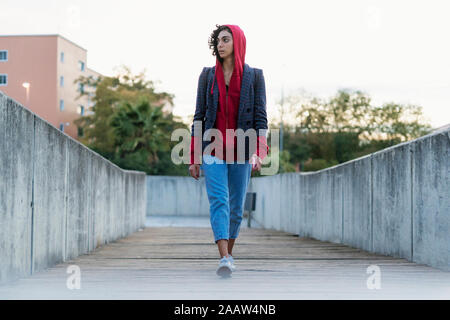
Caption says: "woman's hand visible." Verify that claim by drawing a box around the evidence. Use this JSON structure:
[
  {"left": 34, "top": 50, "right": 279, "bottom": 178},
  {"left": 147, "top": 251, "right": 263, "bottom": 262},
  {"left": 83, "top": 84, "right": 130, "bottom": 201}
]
[
  {"left": 250, "top": 154, "right": 262, "bottom": 172},
  {"left": 189, "top": 164, "right": 201, "bottom": 180}
]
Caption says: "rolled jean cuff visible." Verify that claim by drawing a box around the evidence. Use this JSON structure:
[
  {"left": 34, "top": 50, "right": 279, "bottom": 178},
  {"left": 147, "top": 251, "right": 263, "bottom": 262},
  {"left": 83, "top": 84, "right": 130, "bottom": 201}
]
[{"left": 214, "top": 236, "right": 229, "bottom": 244}]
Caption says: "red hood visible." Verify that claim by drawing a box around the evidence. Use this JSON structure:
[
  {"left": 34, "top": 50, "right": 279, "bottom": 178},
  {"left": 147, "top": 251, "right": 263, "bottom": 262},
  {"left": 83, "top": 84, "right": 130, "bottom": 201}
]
[{"left": 211, "top": 24, "right": 246, "bottom": 95}]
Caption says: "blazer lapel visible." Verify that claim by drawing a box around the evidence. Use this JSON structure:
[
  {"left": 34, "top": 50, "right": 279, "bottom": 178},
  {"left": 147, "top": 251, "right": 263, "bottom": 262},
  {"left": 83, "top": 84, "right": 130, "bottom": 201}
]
[
  {"left": 237, "top": 63, "right": 251, "bottom": 123},
  {"left": 210, "top": 67, "right": 219, "bottom": 115}
]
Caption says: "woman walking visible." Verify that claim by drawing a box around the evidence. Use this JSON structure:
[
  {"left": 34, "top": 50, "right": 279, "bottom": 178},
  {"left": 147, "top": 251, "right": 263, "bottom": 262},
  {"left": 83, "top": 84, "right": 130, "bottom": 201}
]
[{"left": 189, "top": 24, "right": 269, "bottom": 278}]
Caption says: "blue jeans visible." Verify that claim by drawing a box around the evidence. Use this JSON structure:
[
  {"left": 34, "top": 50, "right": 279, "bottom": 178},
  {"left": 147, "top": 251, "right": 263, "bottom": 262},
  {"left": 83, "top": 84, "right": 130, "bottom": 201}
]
[{"left": 201, "top": 154, "right": 252, "bottom": 244}]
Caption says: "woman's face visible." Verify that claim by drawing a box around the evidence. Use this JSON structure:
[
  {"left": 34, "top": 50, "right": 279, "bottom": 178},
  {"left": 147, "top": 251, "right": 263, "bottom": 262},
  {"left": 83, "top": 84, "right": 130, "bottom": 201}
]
[{"left": 217, "top": 30, "right": 233, "bottom": 60}]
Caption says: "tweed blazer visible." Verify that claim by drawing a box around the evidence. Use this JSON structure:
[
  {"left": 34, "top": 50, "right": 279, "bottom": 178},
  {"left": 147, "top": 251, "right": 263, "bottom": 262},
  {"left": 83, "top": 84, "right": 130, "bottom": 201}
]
[{"left": 191, "top": 63, "right": 268, "bottom": 160}]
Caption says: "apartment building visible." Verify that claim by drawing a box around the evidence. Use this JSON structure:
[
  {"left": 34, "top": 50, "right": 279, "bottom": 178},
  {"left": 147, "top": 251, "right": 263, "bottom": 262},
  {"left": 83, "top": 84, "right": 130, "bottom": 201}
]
[{"left": 0, "top": 34, "right": 101, "bottom": 140}]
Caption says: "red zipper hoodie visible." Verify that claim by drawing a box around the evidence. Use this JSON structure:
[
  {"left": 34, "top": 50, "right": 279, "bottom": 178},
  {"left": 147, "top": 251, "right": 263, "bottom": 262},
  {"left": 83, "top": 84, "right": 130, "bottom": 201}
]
[{"left": 190, "top": 24, "right": 268, "bottom": 165}]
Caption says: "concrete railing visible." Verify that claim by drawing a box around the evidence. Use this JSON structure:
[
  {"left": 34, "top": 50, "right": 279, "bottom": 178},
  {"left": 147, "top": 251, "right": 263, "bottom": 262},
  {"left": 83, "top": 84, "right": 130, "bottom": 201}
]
[
  {"left": 146, "top": 127, "right": 449, "bottom": 271},
  {"left": 247, "top": 126, "right": 450, "bottom": 271},
  {"left": 0, "top": 91, "right": 147, "bottom": 284},
  {"left": 146, "top": 175, "right": 209, "bottom": 216}
]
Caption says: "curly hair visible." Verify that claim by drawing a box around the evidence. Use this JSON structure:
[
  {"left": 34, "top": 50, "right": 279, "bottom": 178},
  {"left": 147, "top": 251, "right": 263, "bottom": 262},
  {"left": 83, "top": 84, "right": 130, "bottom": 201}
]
[{"left": 208, "top": 24, "right": 232, "bottom": 64}]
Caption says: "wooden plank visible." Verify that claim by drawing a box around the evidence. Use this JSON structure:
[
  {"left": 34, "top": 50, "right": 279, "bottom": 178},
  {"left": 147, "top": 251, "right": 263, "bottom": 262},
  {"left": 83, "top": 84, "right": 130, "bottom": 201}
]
[{"left": 0, "top": 226, "right": 449, "bottom": 299}]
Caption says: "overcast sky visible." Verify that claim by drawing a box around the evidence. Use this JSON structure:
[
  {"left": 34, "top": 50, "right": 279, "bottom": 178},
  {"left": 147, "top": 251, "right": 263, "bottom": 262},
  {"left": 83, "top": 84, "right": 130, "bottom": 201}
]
[{"left": 1, "top": 0, "right": 449, "bottom": 129}]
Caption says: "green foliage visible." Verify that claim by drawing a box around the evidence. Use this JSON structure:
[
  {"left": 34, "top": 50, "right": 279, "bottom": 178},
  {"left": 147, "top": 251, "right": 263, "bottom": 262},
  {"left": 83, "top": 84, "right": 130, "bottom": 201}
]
[
  {"left": 333, "top": 131, "right": 360, "bottom": 163},
  {"left": 303, "top": 158, "right": 339, "bottom": 172},
  {"left": 73, "top": 65, "right": 188, "bottom": 175},
  {"left": 283, "top": 89, "right": 433, "bottom": 172},
  {"left": 250, "top": 147, "right": 296, "bottom": 177},
  {"left": 279, "top": 149, "right": 297, "bottom": 173},
  {"left": 109, "top": 97, "right": 167, "bottom": 173}
]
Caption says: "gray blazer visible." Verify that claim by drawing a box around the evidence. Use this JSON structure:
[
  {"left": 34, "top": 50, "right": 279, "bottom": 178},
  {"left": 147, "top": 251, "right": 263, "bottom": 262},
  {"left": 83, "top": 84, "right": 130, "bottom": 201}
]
[{"left": 191, "top": 63, "right": 268, "bottom": 161}]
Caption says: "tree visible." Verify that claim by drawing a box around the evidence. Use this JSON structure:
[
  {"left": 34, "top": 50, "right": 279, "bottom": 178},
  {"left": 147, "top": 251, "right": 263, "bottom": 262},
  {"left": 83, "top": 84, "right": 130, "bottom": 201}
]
[
  {"left": 74, "top": 65, "right": 174, "bottom": 157},
  {"left": 109, "top": 97, "right": 167, "bottom": 173},
  {"left": 73, "top": 65, "right": 189, "bottom": 175},
  {"left": 284, "top": 89, "right": 433, "bottom": 172}
]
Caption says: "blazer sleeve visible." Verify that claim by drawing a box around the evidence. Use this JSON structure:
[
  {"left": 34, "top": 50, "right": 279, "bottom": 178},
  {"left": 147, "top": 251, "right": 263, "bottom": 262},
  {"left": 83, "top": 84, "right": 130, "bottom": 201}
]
[
  {"left": 190, "top": 67, "right": 209, "bottom": 165},
  {"left": 253, "top": 69, "right": 269, "bottom": 160}
]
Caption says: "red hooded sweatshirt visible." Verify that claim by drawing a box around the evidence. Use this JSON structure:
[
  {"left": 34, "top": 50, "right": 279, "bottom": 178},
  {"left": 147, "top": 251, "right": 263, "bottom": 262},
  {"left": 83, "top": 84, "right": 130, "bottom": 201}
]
[{"left": 190, "top": 24, "right": 268, "bottom": 165}]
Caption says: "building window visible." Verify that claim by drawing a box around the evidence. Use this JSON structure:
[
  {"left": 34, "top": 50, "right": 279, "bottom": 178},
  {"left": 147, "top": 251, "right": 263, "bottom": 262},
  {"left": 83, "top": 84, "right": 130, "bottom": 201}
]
[
  {"left": 0, "top": 50, "right": 7, "bottom": 61},
  {"left": 60, "top": 76, "right": 64, "bottom": 87},
  {"left": 78, "top": 83, "right": 84, "bottom": 94},
  {"left": 59, "top": 123, "right": 64, "bottom": 132},
  {"left": 0, "top": 74, "right": 7, "bottom": 86},
  {"left": 60, "top": 52, "right": 64, "bottom": 63},
  {"left": 59, "top": 99, "right": 64, "bottom": 111},
  {"left": 78, "top": 105, "right": 85, "bottom": 116},
  {"left": 79, "top": 61, "right": 85, "bottom": 72},
  {"left": 77, "top": 127, "right": 84, "bottom": 137}
]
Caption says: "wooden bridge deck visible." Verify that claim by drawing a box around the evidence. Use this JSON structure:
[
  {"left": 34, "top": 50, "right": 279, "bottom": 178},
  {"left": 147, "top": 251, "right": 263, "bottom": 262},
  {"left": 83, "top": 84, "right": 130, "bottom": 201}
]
[{"left": 1, "top": 226, "right": 449, "bottom": 299}]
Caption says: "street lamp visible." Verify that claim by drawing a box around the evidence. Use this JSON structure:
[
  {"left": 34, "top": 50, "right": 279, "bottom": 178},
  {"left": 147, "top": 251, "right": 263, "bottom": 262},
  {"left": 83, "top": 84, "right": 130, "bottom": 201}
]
[
  {"left": 279, "top": 63, "right": 287, "bottom": 172},
  {"left": 22, "top": 82, "right": 30, "bottom": 103}
]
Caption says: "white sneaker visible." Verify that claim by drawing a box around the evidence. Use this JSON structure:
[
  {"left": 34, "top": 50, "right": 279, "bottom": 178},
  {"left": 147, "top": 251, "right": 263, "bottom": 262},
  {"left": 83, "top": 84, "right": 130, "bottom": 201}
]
[
  {"left": 216, "top": 256, "right": 233, "bottom": 278},
  {"left": 228, "top": 255, "right": 236, "bottom": 271}
]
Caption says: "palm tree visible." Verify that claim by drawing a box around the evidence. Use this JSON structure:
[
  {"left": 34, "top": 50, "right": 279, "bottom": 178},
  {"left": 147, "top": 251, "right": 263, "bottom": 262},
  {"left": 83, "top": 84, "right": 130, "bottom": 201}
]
[{"left": 110, "top": 97, "right": 169, "bottom": 173}]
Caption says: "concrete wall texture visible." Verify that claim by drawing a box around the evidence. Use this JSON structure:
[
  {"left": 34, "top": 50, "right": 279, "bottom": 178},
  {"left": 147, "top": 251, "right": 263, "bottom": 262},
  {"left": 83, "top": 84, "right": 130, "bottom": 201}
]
[
  {"left": 146, "top": 175, "right": 210, "bottom": 216},
  {"left": 247, "top": 128, "right": 450, "bottom": 271},
  {"left": 0, "top": 91, "right": 147, "bottom": 284},
  {"left": 146, "top": 127, "right": 449, "bottom": 271}
]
